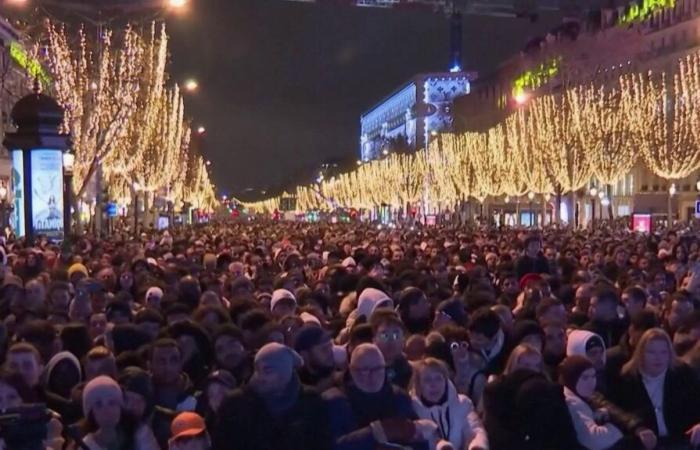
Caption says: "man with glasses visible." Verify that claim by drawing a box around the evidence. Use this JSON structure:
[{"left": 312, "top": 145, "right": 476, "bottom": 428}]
[
  {"left": 371, "top": 310, "right": 413, "bottom": 390},
  {"left": 323, "top": 343, "right": 435, "bottom": 450}
]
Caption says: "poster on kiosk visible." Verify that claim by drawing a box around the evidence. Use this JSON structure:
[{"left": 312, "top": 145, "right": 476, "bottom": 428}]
[{"left": 30, "top": 150, "right": 64, "bottom": 240}]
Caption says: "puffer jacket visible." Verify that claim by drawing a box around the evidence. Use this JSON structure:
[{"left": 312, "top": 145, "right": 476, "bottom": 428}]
[{"left": 412, "top": 380, "right": 489, "bottom": 450}]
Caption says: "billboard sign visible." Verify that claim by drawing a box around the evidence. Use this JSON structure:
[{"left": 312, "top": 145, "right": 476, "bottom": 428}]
[{"left": 30, "top": 149, "right": 64, "bottom": 240}]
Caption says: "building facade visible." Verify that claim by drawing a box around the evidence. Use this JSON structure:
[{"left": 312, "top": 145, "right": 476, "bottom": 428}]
[
  {"left": 360, "top": 72, "right": 475, "bottom": 161},
  {"left": 453, "top": 0, "right": 700, "bottom": 225}
]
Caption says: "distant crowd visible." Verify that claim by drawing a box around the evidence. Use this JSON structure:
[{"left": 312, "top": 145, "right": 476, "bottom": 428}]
[{"left": 1, "top": 221, "right": 700, "bottom": 450}]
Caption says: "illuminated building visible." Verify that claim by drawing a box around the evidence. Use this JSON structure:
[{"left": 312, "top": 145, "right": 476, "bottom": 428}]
[
  {"left": 360, "top": 72, "right": 475, "bottom": 161},
  {"left": 453, "top": 0, "right": 700, "bottom": 224}
]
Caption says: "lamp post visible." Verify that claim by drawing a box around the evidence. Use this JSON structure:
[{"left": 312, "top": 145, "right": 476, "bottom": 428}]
[
  {"left": 62, "top": 150, "right": 74, "bottom": 238},
  {"left": 3, "top": 83, "right": 70, "bottom": 243},
  {"left": 598, "top": 191, "right": 605, "bottom": 222},
  {"left": 527, "top": 191, "right": 535, "bottom": 227},
  {"left": 589, "top": 187, "right": 597, "bottom": 229},
  {"left": 668, "top": 183, "right": 677, "bottom": 226},
  {"left": 133, "top": 181, "right": 141, "bottom": 235}
]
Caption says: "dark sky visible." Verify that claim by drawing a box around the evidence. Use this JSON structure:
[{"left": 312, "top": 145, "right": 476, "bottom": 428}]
[{"left": 165, "top": 0, "right": 561, "bottom": 200}]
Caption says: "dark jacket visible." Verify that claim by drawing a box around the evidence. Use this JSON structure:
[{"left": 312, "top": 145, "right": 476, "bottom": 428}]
[
  {"left": 609, "top": 364, "right": 700, "bottom": 445},
  {"left": 605, "top": 335, "right": 633, "bottom": 388},
  {"left": 483, "top": 369, "right": 583, "bottom": 450},
  {"left": 583, "top": 318, "right": 627, "bottom": 349},
  {"left": 386, "top": 356, "right": 413, "bottom": 391},
  {"left": 323, "top": 381, "right": 427, "bottom": 450},
  {"left": 515, "top": 255, "right": 550, "bottom": 280},
  {"left": 212, "top": 380, "right": 331, "bottom": 450}
]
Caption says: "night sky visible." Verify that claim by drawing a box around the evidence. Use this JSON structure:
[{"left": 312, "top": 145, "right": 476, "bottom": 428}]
[{"left": 164, "top": 0, "right": 561, "bottom": 200}]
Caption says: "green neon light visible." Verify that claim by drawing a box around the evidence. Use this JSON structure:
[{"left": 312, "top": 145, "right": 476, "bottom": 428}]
[
  {"left": 512, "top": 58, "right": 560, "bottom": 97},
  {"left": 618, "top": 0, "right": 675, "bottom": 25},
  {"left": 9, "top": 41, "right": 51, "bottom": 86}
]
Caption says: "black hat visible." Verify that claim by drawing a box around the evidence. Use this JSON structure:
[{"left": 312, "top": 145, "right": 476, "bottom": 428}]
[{"left": 293, "top": 324, "right": 330, "bottom": 353}]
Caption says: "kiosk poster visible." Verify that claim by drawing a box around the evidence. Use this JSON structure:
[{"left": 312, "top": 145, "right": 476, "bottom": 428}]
[
  {"left": 30, "top": 149, "right": 63, "bottom": 240},
  {"left": 10, "top": 150, "right": 24, "bottom": 237}
]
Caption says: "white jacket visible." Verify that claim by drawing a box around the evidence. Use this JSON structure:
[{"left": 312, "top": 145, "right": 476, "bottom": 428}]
[
  {"left": 82, "top": 424, "right": 159, "bottom": 450},
  {"left": 412, "top": 380, "right": 489, "bottom": 450},
  {"left": 564, "top": 387, "right": 623, "bottom": 450}
]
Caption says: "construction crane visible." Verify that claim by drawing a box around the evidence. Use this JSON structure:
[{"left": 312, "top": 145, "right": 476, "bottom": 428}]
[{"left": 279, "top": 0, "right": 613, "bottom": 72}]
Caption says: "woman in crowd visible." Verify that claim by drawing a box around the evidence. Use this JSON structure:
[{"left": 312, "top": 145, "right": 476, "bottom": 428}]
[
  {"left": 79, "top": 375, "right": 159, "bottom": 450},
  {"left": 411, "top": 357, "right": 488, "bottom": 450},
  {"left": 610, "top": 328, "right": 700, "bottom": 448}
]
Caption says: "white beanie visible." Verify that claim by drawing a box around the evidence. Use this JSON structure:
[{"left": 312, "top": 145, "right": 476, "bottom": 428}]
[
  {"left": 145, "top": 286, "right": 164, "bottom": 301},
  {"left": 270, "top": 289, "right": 296, "bottom": 311},
  {"left": 300, "top": 312, "right": 321, "bottom": 326},
  {"left": 342, "top": 257, "right": 357, "bottom": 268},
  {"left": 82, "top": 375, "right": 122, "bottom": 417},
  {"left": 356, "top": 288, "right": 393, "bottom": 320}
]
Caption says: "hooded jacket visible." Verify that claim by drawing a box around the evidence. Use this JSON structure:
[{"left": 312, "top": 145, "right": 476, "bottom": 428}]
[
  {"left": 566, "top": 330, "right": 606, "bottom": 365},
  {"left": 411, "top": 380, "right": 489, "bottom": 450}
]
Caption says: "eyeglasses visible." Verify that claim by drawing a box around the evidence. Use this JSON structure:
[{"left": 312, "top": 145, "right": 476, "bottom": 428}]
[
  {"left": 449, "top": 341, "right": 469, "bottom": 351},
  {"left": 377, "top": 331, "right": 403, "bottom": 342},
  {"left": 351, "top": 365, "right": 385, "bottom": 376}
]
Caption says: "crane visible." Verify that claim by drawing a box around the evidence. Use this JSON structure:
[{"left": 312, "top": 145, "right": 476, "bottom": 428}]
[{"left": 278, "top": 0, "right": 616, "bottom": 72}]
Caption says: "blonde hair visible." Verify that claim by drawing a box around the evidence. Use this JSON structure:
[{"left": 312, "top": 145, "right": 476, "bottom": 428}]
[
  {"left": 621, "top": 327, "right": 679, "bottom": 376},
  {"left": 504, "top": 343, "right": 542, "bottom": 375},
  {"left": 410, "top": 357, "right": 450, "bottom": 398}
]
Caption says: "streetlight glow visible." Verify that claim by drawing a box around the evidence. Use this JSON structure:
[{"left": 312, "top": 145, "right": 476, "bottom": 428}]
[
  {"left": 589, "top": 187, "right": 597, "bottom": 197},
  {"left": 168, "top": 0, "right": 188, "bottom": 8},
  {"left": 184, "top": 79, "right": 199, "bottom": 92},
  {"left": 527, "top": 191, "right": 535, "bottom": 201},
  {"left": 197, "top": 126, "right": 206, "bottom": 134}
]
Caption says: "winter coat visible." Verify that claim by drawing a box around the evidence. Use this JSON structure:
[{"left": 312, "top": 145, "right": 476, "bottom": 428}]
[
  {"left": 412, "top": 380, "right": 489, "bottom": 450},
  {"left": 609, "top": 363, "right": 700, "bottom": 445},
  {"left": 515, "top": 255, "right": 550, "bottom": 280},
  {"left": 482, "top": 369, "right": 582, "bottom": 450},
  {"left": 564, "top": 387, "right": 624, "bottom": 450},
  {"left": 81, "top": 424, "right": 159, "bottom": 450},
  {"left": 212, "top": 382, "right": 331, "bottom": 450},
  {"left": 582, "top": 319, "right": 626, "bottom": 349},
  {"left": 323, "top": 381, "right": 427, "bottom": 450}
]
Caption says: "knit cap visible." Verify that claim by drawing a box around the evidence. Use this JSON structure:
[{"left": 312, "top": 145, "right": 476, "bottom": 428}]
[
  {"left": 82, "top": 375, "right": 123, "bottom": 417},
  {"left": 293, "top": 325, "right": 330, "bottom": 353},
  {"left": 270, "top": 289, "right": 296, "bottom": 311}
]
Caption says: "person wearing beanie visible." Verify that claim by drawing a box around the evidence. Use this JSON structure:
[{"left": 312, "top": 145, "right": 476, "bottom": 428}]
[
  {"left": 144, "top": 286, "right": 164, "bottom": 310},
  {"left": 567, "top": 329, "right": 608, "bottom": 395},
  {"left": 81, "top": 375, "right": 160, "bottom": 450},
  {"left": 212, "top": 343, "right": 331, "bottom": 450},
  {"left": 433, "top": 298, "right": 467, "bottom": 329},
  {"left": 68, "top": 263, "right": 89, "bottom": 285},
  {"left": 324, "top": 343, "right": 436, "bottom": 450},
  {"left": 559, "top": 356, "right": 656, "bottom": 450},
  {"left": 294, "top": 325, "right": 336, "bottom": 392},
  {"left": 355, "top": 287, "right": 393, "bottom": 322},
  {"left": 270, "top": 288, "right": 297, "bottom": 319}
]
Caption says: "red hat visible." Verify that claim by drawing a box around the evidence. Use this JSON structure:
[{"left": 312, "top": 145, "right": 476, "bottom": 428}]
[
  {"left": 169, "top": 412, "right": 206, "bottom": 443},
  {"left": 519, "top": 273, "right": 544, "bottom": 291}
]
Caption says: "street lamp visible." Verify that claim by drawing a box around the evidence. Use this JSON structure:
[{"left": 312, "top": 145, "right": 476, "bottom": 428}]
[
  {"left": 168, "top": 0, "right": 188, "bottom": 8},
  {"left": 63, "top": 150, "right": 75, "bottom": 238},
  {"left": 527, "top": 191, "right": 535, "bottom": 227},
  {"left": 132, "top": 181, "right": 141, "bottom": 234},
  {"left": 197, "top": 126, "right": 206, "bottom": 135},
  {"left": 589, "top": 187, "right": 598, "bottom": 229},
  {"left": 184, "top": 79, "right": 199, "bottom": 93},
  {"left": 669, "top": 183, "right": 677, "bottom": 225}
]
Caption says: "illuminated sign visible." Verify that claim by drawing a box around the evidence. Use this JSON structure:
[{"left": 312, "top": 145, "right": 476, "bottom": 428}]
[
  {"left": 9, "top": 41, "right": 51, "bottom": 86},
  {"left": 31, "top": 149, "right": 64, "bottom": 240},
  {"left": 512, "top": 58, "right": 560, "bottom": 97},
  {"left": 618, "top": 0, "right": 675, "bottom": 25}
]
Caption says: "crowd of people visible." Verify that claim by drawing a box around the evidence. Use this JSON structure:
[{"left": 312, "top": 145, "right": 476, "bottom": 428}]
[{"left": 1, "top": 220, "right": 700, "bottom": 450}]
